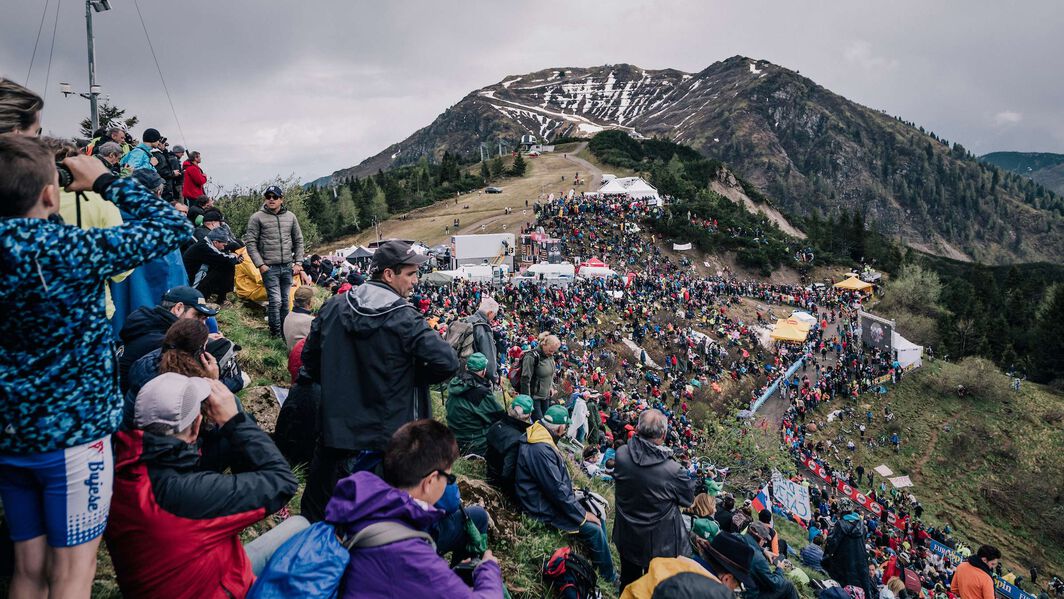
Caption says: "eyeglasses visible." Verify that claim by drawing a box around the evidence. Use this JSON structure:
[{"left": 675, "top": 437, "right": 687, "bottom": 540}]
[
  {"left": 424, "top": 469, "right": 456, "bottom": 485},
  {"left": 264, "top": 194, "right": 281, "bottom": 200}
]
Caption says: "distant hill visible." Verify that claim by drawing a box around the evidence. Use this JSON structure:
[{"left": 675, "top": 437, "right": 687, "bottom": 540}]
[
  {"left": 321, "top": 56, "right": 1064, "bottom": 264},
  {"left": 980, "top": 151, "right": 1064, "bottom": 196}
]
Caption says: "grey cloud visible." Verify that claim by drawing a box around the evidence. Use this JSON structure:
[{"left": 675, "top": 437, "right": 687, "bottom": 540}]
[{"left": 2, "top": 0, "right": 1062, "bottom": 188}]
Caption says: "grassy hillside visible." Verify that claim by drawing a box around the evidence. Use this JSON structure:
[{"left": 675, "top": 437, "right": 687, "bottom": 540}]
[{"left": 812, "top": 359, "right": 1064, "bottom": 578}]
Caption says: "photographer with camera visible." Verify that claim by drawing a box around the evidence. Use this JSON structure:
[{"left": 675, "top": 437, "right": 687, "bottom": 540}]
[{"left": 0, "top": 122, "right": 192, "bottom": 597}]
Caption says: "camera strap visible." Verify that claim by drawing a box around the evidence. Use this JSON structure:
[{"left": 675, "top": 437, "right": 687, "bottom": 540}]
[{"left": 75, "top": 191, "right": 88, "bottom": 229}]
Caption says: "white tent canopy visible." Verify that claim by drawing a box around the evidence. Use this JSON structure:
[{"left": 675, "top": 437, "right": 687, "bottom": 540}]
[
  {"left": 595, "top": 177, "right": 661, "bottom": 206},
  {"left": 791, "top": 311, "right": 818, "bottom": 326},
  {"left": 892, "top": 331, "right": 923, "bottom": 369}
]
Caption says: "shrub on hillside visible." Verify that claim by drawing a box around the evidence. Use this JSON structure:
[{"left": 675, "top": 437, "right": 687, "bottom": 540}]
[{"left": 929, "top": 357, "right": 1009, "bottom": 403}]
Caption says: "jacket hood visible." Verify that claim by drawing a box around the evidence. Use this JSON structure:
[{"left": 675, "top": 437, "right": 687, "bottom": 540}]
[
  {"left": 341, "top": 281, "right": 414, "bottom": 336},
  {"left": 119, "top": 305, "right": 177, "bottom": 344},
  {"left": 447, "top": 369, "right": 488, "bottom": 396},
  {"left": 838, "top": 518, "right": 865, "bottom": 538},
  {"left": 116, "top": 428, "right": 199, "bottom": 472},
  {"left": 526, "top": 421, "right": 559, "bottom": 447},
  {"left": 259, "top": 203, "right": 289, "bottom": 215},
  {"left": 627, "top": 433, "right": 672, "bottom": 467},
  {"left": 325, "top": 470, "right": 442, "bottom": 534}
]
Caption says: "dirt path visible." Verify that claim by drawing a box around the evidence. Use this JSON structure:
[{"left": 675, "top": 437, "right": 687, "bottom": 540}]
[
  {"left": 559, "top": 142, "right": 602, "bottom": 189},
  {"left": 912, "top": 412, "right": 962, "bottom": 479}
]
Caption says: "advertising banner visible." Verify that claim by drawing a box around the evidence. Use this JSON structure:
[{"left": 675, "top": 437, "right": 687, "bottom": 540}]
[{"left": 802, "top": 456, "right": 907, "bottom": 530}]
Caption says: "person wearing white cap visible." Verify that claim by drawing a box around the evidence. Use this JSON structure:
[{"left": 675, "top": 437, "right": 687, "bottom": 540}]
[{"left": 105, "top": 372, "right": 298, "bottom": 599}]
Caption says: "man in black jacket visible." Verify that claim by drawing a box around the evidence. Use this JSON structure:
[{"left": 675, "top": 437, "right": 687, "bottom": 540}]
[
  {"left": 183, "top": 228, "right": 243, "bottom": 303},
  {"left": 484, "top": 394, "right": 533, "bottom": 498},
  {"left": 300, "top": 240, "right": 459, "bottom": 522},
  {"left": 613, "top": 409, "right": 696, "bottom": 591},
  {"left": 117, "top": 286, "right": 217, "bottom": 391}
]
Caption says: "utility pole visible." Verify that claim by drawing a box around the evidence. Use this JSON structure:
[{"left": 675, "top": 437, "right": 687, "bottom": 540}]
[{"left": 82, "top": 1, "right": 110, "bottom": 132}]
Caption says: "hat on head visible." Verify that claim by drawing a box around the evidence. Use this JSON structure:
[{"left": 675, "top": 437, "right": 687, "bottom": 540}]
[
  {"left": 163, "top": 286, "right": 218, "bottom": 316},
  {"left": 172, "top": 144, "right": 185, "bottom": 154},
  {"left": 543, "top": 404, "right": 570, "bottom": 426},
  {"left": 693, "top": 517, "right": 721, "bottom": 542},
  {"left": 202, "top": 209, "right": 224, "bottom": 223},
  {"left": 134, "top": 372, "right": 211, "bottom": 433},
  {"left": 142, "top": 128, "right": 162, "bottom": 143},
  {"left": 466, "top": 352, "right": 488, "bottom": 373},
  {"left": 512, "top": 394, "right": 533, "bottom": 414},
  {"left": 264, "top": 185, "right": 284, "bottom": 197},
  {"left": 206, "top": 228, "right": 230, "bottom": 243},
  {"left": 371, "top": 240, "right": 430, "bottom": 271},
  {"left": 651, "top": 571, "right": 734, "bottom": 599},
  {"left": 838, "top": 498, "right": 856, "bottom": 514},
  {"left": 704, "top": 533, "right": 756, "bottom": 589},
  {"left": 131, "top": 168, "right": 164, "bottom": 191}
]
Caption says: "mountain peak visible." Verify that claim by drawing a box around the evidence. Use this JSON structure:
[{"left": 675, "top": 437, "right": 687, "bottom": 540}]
[{"left": 325, "top": 59, "right": 1064, "bottom": 264}]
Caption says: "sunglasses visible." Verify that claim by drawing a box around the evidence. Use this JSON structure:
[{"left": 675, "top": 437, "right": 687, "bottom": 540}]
[
  {"left": 425, "top": 469, "right": 456, "bottom": 485},
  {"left": 264, "top": 194, "right": 281, "bottom": 200}
]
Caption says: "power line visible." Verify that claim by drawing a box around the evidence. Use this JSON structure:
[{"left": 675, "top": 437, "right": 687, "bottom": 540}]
[
  {"left": 25, "top": 0, "right": 52, "bottom": 85},
  {"left": 132, "top": 0, "right": 187, "bottom": 146},
  {"left": 43, "top": 0, "right": 63, "bottom": 102}
]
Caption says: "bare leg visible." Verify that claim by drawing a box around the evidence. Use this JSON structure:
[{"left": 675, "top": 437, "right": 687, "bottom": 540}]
[
  {"left": 47, "top": 537, "right": 102, "bottom": 599},
  {"left": 11, "top": 535, "right": 48, "bottom": 599}
]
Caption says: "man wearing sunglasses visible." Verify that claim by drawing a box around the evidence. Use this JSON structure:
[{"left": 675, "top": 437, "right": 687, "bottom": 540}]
[
  {"left": 243, "top": 185, "right": 304, "bottom": 338},
  {"left": 325, "top": 419, "right": 502, "bottom": 598}
]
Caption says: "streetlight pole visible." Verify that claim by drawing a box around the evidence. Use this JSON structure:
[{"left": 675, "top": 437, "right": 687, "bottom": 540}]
[{"left": 85, "top": 1, "right": 99, "bottom": 131}]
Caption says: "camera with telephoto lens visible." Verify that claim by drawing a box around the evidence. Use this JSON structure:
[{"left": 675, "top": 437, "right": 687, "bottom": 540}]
[{"left": 56, "top": 162, "right": 74, "bottom": 188}]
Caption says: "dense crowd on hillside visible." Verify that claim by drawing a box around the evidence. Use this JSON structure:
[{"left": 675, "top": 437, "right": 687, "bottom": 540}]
[{"left": 1, "top": 77, "right": 1059, "bottom": 599}]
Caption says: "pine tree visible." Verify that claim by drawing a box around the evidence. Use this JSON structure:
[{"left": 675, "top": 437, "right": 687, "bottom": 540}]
[
  {"left": 79, "top": 102, "right": 140, "bottom": 138},
  {"left": 335, "top": 186, "right": 360, "bottom": 235},
  {"left": 490, "top": 156, "right": 505, "bottom": 179},
  {"left": 509, "top": 153, "right": 527, "bottom": 177},
  {"left": 480, "top": 160, "right": 491, "bottom": 182}
]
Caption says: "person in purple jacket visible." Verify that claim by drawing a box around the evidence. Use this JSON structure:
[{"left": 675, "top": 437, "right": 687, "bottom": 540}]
[{"left": 326, "top": 419, "right": 502, "bottom": 598}]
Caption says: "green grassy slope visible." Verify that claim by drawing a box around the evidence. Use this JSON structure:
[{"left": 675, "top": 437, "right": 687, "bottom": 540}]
[{"left": 813, "top": 359, "right": 1064, "bottom": 578}]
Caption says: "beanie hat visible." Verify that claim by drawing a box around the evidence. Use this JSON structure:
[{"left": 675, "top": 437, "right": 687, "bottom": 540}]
[
  {"left": 543, "top": 404, "right": 570, "bottom": 425},
  {"left": 466, "top": 352, "right": 488, "bottom": 372},
  {"left": 142, "top": 128, "right": 162, "bottom": 143}
]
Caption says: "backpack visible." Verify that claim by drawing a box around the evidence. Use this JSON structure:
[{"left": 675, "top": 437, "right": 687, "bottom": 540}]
[
  {"left": 445, "top": 318, "right": 477, "bottom": 362},
  {"left": 542, "top": 546, "right": 600, "bottom": 599},
  {"left": 574, "top": 488, "right": 609, "bottom": 523},
  {"left": 508, "top": 349, "right": 541, "bottom": 392},
  {"left": 247, "top": 520, "right": 434, "bottom": 599}
]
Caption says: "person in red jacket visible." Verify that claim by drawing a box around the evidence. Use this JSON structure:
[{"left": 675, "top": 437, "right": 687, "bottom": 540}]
[
  {"left": 182, "top": 150, "right": 207, "bottom": 201},
  {"left": 105, "top": 372, "right": 298, "bottom": 599}
]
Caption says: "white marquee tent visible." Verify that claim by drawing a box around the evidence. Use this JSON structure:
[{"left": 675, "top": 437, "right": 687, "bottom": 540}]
[{"left": 594, "top": 177, "right": 661, "bottom": 206}]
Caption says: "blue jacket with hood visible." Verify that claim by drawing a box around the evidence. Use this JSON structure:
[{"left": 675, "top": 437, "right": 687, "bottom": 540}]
[{"left": 0, "top": 175, "right": 192, "bottom": 454}]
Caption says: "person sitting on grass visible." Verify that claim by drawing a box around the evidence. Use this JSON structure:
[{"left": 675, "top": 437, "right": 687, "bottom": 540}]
[
  {"left": 484, "top": 394, "right": 533, "bottom": 499},
  {"left": 515, "top": 405, "right": 616, "bottom": 583},
  {"left": 106, "top": 372, "right": 298, "bottom": 599},
  {"left": 325, "top": 419, "right": 502, "bottom": 598},
  {"left": 445, "top": 352, "right": 504, "bottom": 456}
]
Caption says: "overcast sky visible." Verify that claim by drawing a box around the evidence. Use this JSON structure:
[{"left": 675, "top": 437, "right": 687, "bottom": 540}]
[{"left": 3, "top": 0, "right": 1062, "bottom": 190}]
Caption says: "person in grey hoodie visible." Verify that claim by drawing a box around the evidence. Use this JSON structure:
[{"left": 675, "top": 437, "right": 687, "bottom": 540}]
[
  {"left": 299, "top": 240, "right": 459, "bottom": 522},
  {"left": 242, "top": 185, "right": 304, "bottom": 337},
  {"left": 612, "top": 409, "right": 697, "bottom": 591}
]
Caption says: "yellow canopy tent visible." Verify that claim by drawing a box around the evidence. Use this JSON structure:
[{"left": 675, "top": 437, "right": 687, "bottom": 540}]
[
  {"left": 770, "top": 318, "right": 809, "bottom": 342},
  {"left": 834, "top": 276, "right": 873, "bottom": 292}
]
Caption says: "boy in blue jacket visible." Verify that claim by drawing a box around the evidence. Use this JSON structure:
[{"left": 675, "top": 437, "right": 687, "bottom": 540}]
[{"left": 0, "top": 135, "right": 192, "bottom": 597}]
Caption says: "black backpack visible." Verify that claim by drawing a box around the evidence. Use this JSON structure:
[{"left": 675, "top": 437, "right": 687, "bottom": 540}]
[{"left": 542, "top": 546, "right": 600, "bottom": 599}]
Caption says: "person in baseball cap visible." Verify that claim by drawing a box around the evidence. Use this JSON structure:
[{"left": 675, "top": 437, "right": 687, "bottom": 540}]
[
  {"left": 369, "top": 240, "right": 430, "bottom": 298},
  {"left": 162, "top": 286, "right": 218, "bottom": 316},
  {"left": 133, "top": 372, "right": 211, "bottom": 435}
]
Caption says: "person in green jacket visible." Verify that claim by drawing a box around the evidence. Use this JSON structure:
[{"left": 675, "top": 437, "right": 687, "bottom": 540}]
[{"left": 446, "top": 353, "right": 504, "bottom": 455}]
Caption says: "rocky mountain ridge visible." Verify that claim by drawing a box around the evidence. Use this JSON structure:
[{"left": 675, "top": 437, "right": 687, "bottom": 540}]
[{"left": 325, "top": 56, "right": 1064, "bottom": 264}]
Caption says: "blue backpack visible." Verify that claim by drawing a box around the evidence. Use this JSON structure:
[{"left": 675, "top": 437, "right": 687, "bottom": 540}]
[{"left": 247, "top": 520, "right": 434, "bottom": 599}]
